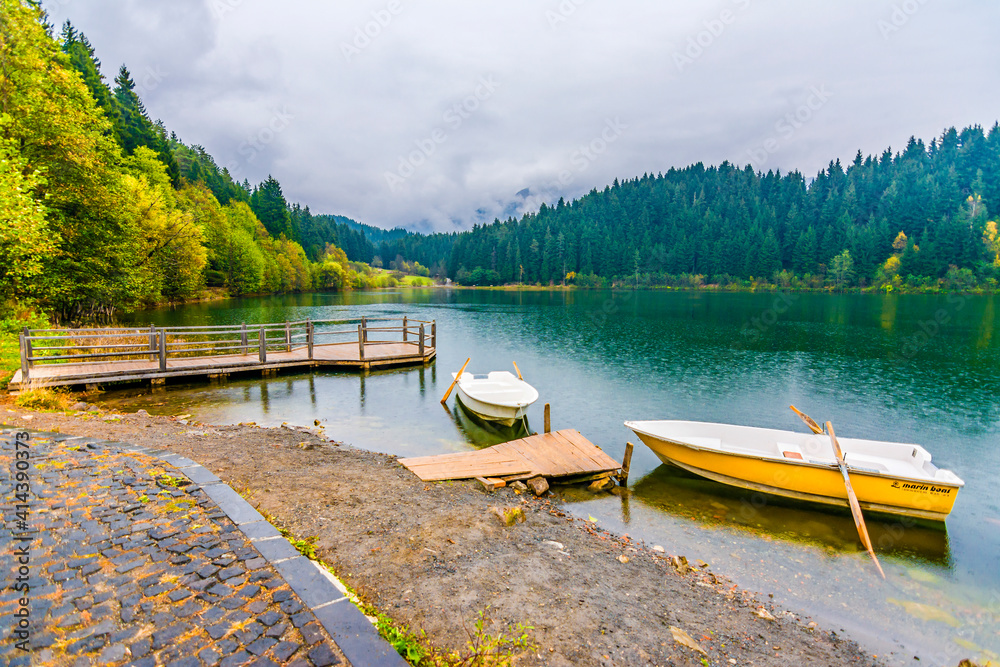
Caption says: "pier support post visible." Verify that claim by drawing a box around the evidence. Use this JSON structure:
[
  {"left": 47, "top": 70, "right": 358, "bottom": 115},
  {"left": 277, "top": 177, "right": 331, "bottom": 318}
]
[
  {"left": 618, "top": 442, "right": 635, "bottom": 487},
  {"left": 307, "top": 319, "right": 314, "bottom": 360},
  {"left": 544, "top": 403, "right": 551, "bottom": 433},
  {"left": 419, "top": 323, "right": 425, "bottom": 356},
  {"left": 362, "top": 317, "right": 368, "bottom": 343},
  {"left": 149, "top": 324, "right": 156, "bottom": 361},
  {"left": 19, "top": 329, "right": 29, "bottom": 382},
  {"left": 158, "top": 332, "right": 167, "bottom": 371},
  {"left": 241, "top": 323, "right": 248, "bottom": 355},
  {"left": 285, "top": 322, "right": 291, "bottom": 352},
  {"left": 258, "top": 327, "right": 267, "bottom": 363},
  {"left": 431, "top": 321, "right": 436, "bottom": 348},
  {"left": 402, "top": 316, "right": 408, "bottom": 342},
  {"left": 358, "top": 325, "right": 366, "bottom": 361}
]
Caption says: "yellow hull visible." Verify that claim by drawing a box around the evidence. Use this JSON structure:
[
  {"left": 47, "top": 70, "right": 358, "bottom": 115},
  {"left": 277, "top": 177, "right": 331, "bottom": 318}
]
[{"left": 635, "top": 433, "right": 961, "bottom": 521}]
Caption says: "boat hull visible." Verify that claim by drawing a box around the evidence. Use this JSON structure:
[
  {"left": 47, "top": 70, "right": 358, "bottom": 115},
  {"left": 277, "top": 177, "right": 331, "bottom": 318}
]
[
  {"left": 455, "top": 388, "right": 527, "bottom": 427},
  {"left": 632, "top": 431, "right": 961, "bottom": 521}
]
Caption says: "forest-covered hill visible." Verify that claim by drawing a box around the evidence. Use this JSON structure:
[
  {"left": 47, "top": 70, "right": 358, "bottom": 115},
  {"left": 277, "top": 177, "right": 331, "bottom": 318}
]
[
  {"left": 0, "top": 1, "right": 387, "bottom": 324},
  {"left": 383, "top": 127, "right": 1000, "bottom": 289}
]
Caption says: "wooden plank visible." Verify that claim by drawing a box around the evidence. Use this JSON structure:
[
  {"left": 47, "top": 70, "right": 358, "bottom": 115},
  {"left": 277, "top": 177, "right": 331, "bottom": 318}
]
[
  {"left": 550, "top": 432, "right": 615, "bottom": 471},
  {"left": 552, "top": 430, "right": 620, "bottom": 469},
  {"left": 404, "top": 460, "right": 532, "bottom": 482},
  {"left": 475, "top": 477, "right": 506, "bottom": 490},
  {"left": 528, "top": 432, "right": 591, "bottom": 475},
  {"left": 399, "top": 449, "right": 520, "bottom": 467},
  {"left": 497, "top": 437, "right": 564, "bottom": 477}
]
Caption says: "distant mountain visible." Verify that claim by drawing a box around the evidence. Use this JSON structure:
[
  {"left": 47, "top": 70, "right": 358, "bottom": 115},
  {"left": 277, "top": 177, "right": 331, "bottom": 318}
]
[{"left": 333, "top": 216, "right": 411, "bottom": 245}]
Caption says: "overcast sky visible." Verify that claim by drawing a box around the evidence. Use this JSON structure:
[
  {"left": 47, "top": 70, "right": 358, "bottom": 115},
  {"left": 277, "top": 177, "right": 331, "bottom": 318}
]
[{"left": 43, "top": 0, "right": 1000, "bottom": 232}]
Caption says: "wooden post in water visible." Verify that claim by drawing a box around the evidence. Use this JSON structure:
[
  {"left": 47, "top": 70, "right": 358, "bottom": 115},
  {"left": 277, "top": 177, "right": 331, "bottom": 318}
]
[
  {"left": 618, "top": 442, "right": 635, "bottom": 486},
  {"left": 431, "top": 320, "right": 436, "bottom": 348},
  {"left": 402, "top": 316, "right": 408, "bottom": 342},
  {"left": 149, "top": 324, "right": 156, "bottom": 362},
  {"left": 358, "top": 325, "right": 366, "bottom": 361},
  {"left": 258, "top": 327, "right": 267, "bottom": 363},
  {"left": 19, "top": 330, "right": 29, "bottom": 382},
  {"left": 284, "top": 322, "right": 291, "bottom": 352},
  {"left": 158, "top": 331, "right": 167, "bottom": 371},
  {"left": 419, "top": 323, "right": 425, "bottom": 356},
  {"left": 307, "top": 319, "right": 314, "bottom": 360},
  {"left": 544, "top": 403, "right": 551, "bottom": 433},
  {"left": 241, "top": 323, "right": 248, "bottom": 356},
  {"left": 361, "top": 316, "right": 368, "bottom": 343}
]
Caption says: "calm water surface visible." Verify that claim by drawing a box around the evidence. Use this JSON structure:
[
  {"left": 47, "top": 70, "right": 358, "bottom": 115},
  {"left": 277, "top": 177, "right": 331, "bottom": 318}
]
[{"left": 108, "top": 289, "right": 1000, "bottom": 666}]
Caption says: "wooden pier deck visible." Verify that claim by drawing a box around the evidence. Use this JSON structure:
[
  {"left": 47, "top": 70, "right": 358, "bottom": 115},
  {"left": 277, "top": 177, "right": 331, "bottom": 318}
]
[
  {"left": 399, "top": 429, "right": 622, "bottom": 483},
  {"left": 10, "top": 317, "right": 435, "bottom": 391}
]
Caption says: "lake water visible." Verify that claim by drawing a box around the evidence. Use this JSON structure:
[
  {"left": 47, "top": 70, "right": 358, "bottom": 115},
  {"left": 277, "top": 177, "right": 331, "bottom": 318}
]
[{"left": 107, "top": 289, "right": 1000, "bottom": 666}]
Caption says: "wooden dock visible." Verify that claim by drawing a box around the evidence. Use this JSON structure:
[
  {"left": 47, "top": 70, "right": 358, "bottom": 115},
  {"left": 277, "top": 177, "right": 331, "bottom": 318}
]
[
  {"left": 399, "top": 429, "right": 622, "bottom": 483},
  {"left": 10, "top": 317, "right": 435, "bottom": 391}
]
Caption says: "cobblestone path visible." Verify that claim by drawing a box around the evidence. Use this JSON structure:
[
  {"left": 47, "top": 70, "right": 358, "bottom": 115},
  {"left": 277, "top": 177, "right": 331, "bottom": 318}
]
[{"left": 0, "top": 428, "right": 360, "bottom": 667}]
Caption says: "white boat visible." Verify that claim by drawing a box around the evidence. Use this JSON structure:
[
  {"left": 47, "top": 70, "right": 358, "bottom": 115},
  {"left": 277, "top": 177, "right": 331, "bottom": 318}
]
[
  {"left": 625, "top": 420, "right": 965, "bottom": 521},
  {"left": 452, "top": 371, "right": 539, "bottom": 426}
]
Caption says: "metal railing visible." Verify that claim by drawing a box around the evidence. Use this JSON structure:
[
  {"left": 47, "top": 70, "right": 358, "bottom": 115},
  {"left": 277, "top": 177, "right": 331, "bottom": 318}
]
[{"left": 18, "top": 316, "right": 437, "bottom": 381}]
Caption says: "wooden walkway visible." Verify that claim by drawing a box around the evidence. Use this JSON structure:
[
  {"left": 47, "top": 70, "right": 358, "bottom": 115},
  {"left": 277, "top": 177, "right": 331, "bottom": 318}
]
[
  {"left": 399, "top": 429, "right": 622, "bottom": 482},
  {"left": 11, "top": 317, "right": 435, "bottom": 391}
]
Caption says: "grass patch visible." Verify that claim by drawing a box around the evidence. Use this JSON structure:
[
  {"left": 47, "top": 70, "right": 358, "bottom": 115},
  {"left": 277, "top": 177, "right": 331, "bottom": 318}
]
[
  {"left": 235, "top": 487, "right": 535, "bottom": 665},
  {"left": 14, "top": 385, "right": 75, "bottom": 411}
]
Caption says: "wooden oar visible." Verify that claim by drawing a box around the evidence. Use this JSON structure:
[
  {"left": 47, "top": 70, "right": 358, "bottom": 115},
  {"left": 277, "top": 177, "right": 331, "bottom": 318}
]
[
  {"left": 790, "top": 406, "right": 885, "bottom": 578},
  {"left": 440, "top": 357, "right": 471, "bottom": 404},
  {"left": 827, "top": 421, "right": 885, "bottom": 579},
  {"left": 512, "top": 361, "right": 523, "bottom": 381},
  {"left": 789, "top": 404, "right": 823, "bottom": 435}
]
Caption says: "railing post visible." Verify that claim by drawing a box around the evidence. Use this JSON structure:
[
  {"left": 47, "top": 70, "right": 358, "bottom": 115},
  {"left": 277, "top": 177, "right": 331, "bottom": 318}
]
[
  {"left": 358, "top": 324, "right": 366, "bottom": 361},
  {"left": 23, "top": 327, "right": 32, "bottom": 369},
  {"left": 259, "top": 327, "right": 266, "bottom": 363},
  {"left": 285, "top": 322, "right": 291, "bottom": 352},
  {"left": 419, "top": 323, "right": 425, "bottom": 356},
  {"left": 149, "top": 324, "right": 156, "bottom": 361},
  {"left": 307, "top": 319, "right": 314, "bottom": 360},
  {"left": 158, "top": 330, "right": 167, "bottom": 371},
  {"left": 19, "top": 330, "right": 29, "bottom": 382},
  {"left": 241, "top": 323, "right": 248, "bottom": 356},
  {"left": 362, "top": 317, "right": 368, "bottom": 343},
  {"left": 431, "top": 320, "right": 436, "bottom": 348},
  {"left": 402, "top": 316, "right": 408, "bottom": 343}
]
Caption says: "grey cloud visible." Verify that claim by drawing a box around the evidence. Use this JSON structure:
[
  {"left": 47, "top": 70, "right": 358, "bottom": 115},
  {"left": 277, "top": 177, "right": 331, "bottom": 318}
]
[{"left": 43, "top": 0, "right": 1000, "bottom": 232}]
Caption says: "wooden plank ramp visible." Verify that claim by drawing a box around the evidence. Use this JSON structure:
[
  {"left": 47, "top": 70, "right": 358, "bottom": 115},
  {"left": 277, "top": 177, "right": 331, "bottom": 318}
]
[{"left": 399, "top": 429, "right": 621, "bottom": 482}]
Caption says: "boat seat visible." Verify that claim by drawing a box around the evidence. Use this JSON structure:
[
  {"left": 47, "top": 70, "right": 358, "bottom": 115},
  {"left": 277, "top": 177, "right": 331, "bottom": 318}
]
[{"left": 843, "top": 452, "right": 891, "bottom": 474}]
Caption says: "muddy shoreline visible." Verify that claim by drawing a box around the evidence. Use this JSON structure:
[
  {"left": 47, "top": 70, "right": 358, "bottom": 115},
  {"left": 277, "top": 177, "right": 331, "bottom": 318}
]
[{"left": 5, "top": 404, "right": 883, "bottom": 666}]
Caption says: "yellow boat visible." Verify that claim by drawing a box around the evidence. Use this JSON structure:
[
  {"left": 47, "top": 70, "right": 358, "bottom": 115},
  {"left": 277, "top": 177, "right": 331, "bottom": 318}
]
[{"left": 625, "top": 420, "right": 964, "bottom": 521}]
